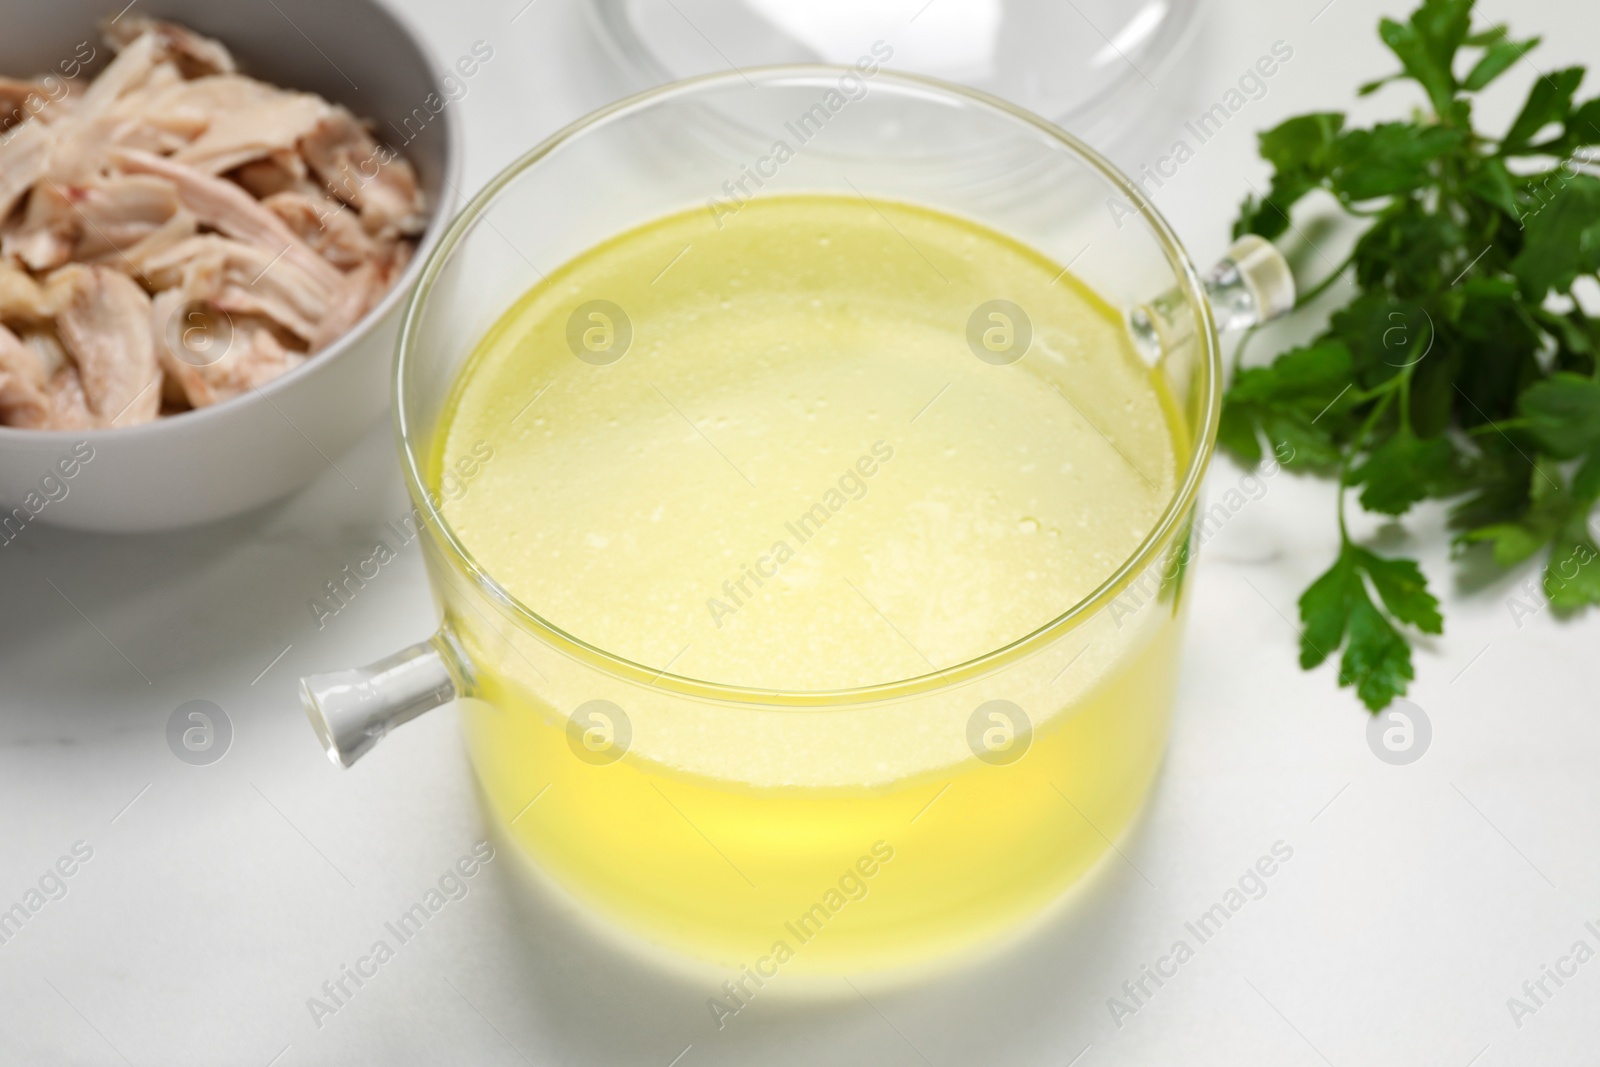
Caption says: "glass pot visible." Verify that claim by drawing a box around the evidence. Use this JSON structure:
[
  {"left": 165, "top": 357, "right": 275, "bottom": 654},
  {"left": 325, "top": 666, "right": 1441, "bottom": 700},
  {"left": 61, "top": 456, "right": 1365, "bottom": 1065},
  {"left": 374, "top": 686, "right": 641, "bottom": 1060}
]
[{"left": 301, "top": 67, "right": 1291, "bottom": 977}]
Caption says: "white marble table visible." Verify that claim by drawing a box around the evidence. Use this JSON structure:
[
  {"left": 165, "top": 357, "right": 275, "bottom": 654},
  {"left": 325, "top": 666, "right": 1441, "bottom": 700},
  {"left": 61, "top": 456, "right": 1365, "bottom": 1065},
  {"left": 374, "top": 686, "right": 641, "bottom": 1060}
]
[{"left": 4, "top": 0, "right": 1598, "bottom": 1063}]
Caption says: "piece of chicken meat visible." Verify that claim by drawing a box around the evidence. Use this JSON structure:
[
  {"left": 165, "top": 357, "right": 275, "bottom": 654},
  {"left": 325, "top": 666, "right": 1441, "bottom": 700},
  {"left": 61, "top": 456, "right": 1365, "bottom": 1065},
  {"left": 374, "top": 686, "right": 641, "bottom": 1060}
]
[
  {"left": 300, "top": 107, "right": 427, "bottom": 238},
  {"left": 53, "top": 265, "right": 161, "bottom": 426},
  {"left": 0, "top": 17, "right": 424, "bottom": 431}
]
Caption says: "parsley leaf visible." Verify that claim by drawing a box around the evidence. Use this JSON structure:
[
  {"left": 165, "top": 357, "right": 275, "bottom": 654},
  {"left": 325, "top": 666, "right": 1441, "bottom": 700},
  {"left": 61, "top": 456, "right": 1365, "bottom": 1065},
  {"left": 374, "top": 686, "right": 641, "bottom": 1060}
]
[
  {"left": 1236, "top": 114, "right": 1346, "bottom": 240},
  {"left": 1510, "top": 175, "right": 1600, "bottom": 299},
  {"left": 1376, "top": 0, "right": 1473, "bottom": 117},
  {"left": 1220, "top": 342, "right": 1357, "bottom": 470},
  {"left": 1355, "top": 547, "right": 1445, "bottom": 632},
  {"left": 1350, "top": 430, "right": 1460, "bottom": 515},
  {"left": 1341, "top": 598, "right": 1416, "bottom": 710},
  {"left": 1298, "top": 551, "right": 1361, "bottom": 670},
  {"left": 1520, "top": 372, "right": 1600, "bottom": 456},
  {"left": 1463, "top": 35, "right": 1539, "bottom": 92},
  {"left": 1545, "top": 534, "right": 1600, "bottom": 608},
  {"left": 1333, "top": 124, "right": 1466, "bottom": 201},
  {"left": 1297, "top": 545, "right": 1440, "bottom": 710},
  {"left": 1501, "top": 66, "right": 1585, "bottom": 153},
  {"left": 1223, "top": 0, "right": 1600, "bottom": 712}
]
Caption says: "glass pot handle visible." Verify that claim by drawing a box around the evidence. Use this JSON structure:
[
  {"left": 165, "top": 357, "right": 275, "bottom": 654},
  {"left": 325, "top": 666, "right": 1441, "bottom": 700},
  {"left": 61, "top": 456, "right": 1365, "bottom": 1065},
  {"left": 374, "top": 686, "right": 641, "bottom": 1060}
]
[
  {"left": 1128, "top": 235, "right": 1296, "bottom": 356},
  {"left": 301, "top": 631, "right": 471, "bottom": 767}
]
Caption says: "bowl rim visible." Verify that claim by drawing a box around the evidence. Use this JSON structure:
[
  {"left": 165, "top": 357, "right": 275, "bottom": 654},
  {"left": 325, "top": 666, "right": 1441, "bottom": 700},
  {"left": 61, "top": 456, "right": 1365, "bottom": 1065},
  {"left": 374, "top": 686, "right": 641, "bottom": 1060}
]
[
  {"left": 580, "top": 0, "right": 1208, "bottom": 142},
  {"left": 395, "top": 64, "right": 1221, "bottom": 708},
  {"left": 0, "top": 0, "right": 463, "bottom": 446}
]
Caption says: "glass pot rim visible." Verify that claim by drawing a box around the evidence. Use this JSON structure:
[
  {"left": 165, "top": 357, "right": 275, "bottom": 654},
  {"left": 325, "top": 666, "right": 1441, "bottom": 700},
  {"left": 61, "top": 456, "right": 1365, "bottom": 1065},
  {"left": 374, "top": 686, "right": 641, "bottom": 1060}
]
[{"left": 393, "top": 64, "right": 1221, "bottom": 709}]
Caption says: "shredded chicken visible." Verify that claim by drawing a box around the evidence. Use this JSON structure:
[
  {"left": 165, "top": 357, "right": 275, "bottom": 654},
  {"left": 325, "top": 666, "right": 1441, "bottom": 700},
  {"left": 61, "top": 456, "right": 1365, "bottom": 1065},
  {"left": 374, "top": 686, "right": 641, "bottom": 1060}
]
[
  {"left": 5, "top": 184, "right": 76, "bottom": 271},
  {"left": 0, "top": 17, "right": 425, "bottom": 429},
  {"left": 230, "top": 151, "right": 311, "bottom": 200},
  {"left": 0, "top": 78, "right": 54, "bottom": 136},
  {"left": 152, "top": 289, "right": 306, "bottom": 407},
  {"left": 309, "top": 259, "right": 382, "bottom": 353},
  {"left": 263, "top": 190, "right": 377, "bottom": 270},
  {"left": 0, "top": 261, "right": 73, "bottom": 324},
  {"left": 105, "top": 16, "right": 237, "bottom": 79},
  {"left": 300, "top": 107, "right": 427, "bottom": 238},
  {"left": 112, "top": 149, "right": 344, "bottom": 292},
  {"left": 2, "top": 324, "right": 96, "bottom": 431},
  {"left": 0, "top": 322, "right": 52, "bottom": 426},
  {"left": 141, "top": 232, "right": 336, "bottom": 342},
  {"left": 121, "top": 210, "right": 199, "bottom": 272},
  {"left": 55, "top": 265, "right": 161, "bottom": 426},
  {"left": 70, "top": 175, "right": 183, "bottom": 261},
  {"left": 173, "top": 91, "right": 331, "bottom": 174},
  {"left": 0, "top": 121, "right": 53, "bottom": 221},
  {"left": 131, "top": 73, "right": 279, "bottom": 121},
  {"left": 0, "top": 263, "right": 48, "bottom": 322},
  {"left": 77, "top": 31, "right": 167, "bottom": 121}
]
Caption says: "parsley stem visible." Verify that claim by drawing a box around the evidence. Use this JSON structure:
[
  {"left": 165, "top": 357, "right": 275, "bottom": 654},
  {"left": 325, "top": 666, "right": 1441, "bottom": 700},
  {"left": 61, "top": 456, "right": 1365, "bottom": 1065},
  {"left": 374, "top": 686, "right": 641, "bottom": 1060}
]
[
  {"left": 1397, "top": 365, "right": 1414, "bottom": 434},
  {"left": 1338, "top": 391, "right": 1396, "bottom": 544},
  {"left": 1293, "top": 252, "right": 1356, "bottom": 311},
  {"left": 1337, "top": 463, "right": 1352, "bottom": 544},
  {"left": 1348, "top": 376, "right": 1407, "bottom": 404}
]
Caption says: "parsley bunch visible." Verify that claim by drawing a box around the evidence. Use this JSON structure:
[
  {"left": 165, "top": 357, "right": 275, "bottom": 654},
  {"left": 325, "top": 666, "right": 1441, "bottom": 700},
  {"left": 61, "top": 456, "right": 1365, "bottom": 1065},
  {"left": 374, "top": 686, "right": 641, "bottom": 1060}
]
[{"left": 1221, "top": 0, "right": 1600, "bottom": 710}]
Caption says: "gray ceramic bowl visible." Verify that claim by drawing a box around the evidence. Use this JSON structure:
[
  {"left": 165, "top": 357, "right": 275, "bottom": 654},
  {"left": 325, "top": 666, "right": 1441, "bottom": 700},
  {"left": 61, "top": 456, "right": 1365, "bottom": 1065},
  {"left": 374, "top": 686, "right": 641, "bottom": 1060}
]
[{"left": 0, "top": 0, "right": 460, "bottom": 532}]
